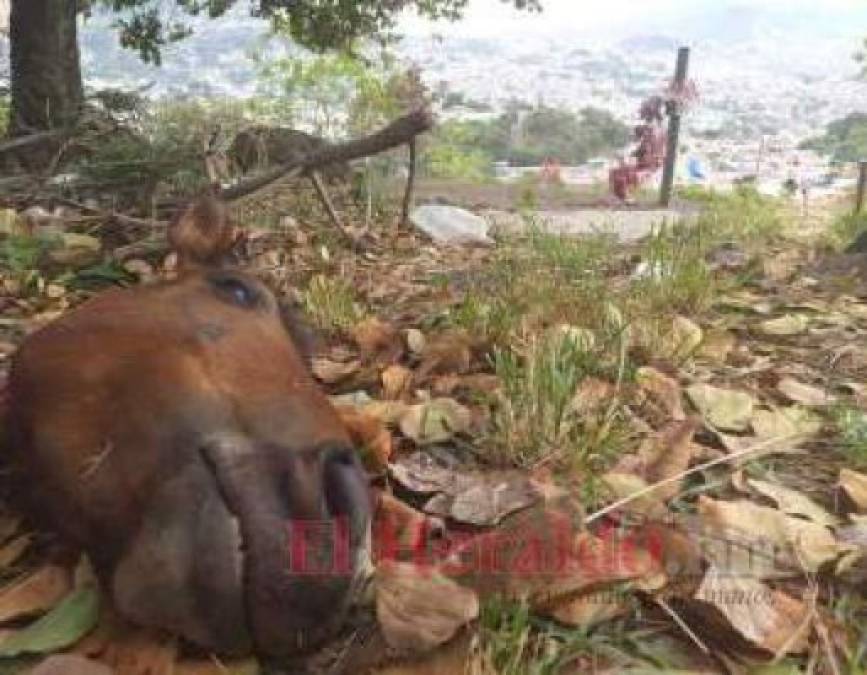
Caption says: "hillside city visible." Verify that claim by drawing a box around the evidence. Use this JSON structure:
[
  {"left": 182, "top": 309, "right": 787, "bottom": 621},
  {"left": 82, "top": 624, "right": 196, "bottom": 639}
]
[{"left": 5, "top": 2, "right": 864, "bottom": 197}]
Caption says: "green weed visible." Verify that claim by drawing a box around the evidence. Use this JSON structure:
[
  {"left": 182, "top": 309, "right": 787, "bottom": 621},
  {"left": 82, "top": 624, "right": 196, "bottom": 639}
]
[
  {"left": 489, "top": 311, "right": 630, "bottom": 471},
  {"left": 828, "top": 210, "right": 867, "bottom": 251},
  {"left": 478, "top": 597, "right": 670, "bottom": 674},
  {"left": 302, "top": 274, "right": 363, "bottom": 332},
  {"left": 831, "top": 405, "right": 867, "bottom": 468}
]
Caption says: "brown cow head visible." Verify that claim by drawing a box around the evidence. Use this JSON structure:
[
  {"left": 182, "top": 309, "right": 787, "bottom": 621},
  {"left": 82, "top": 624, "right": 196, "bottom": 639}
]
[{"left": 5, "top": 197, "right": 371, "bottom": 657}]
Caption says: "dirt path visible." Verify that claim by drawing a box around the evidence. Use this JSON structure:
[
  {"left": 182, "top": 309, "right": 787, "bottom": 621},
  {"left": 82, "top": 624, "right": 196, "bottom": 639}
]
[{"left": 484, "top": 207, "right": 694, "bottom": 241}]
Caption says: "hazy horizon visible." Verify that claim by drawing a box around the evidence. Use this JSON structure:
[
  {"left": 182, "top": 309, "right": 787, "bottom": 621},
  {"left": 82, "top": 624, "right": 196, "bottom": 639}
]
[{"left": 401, "top": 0, "right": 867, "bottom": 44}]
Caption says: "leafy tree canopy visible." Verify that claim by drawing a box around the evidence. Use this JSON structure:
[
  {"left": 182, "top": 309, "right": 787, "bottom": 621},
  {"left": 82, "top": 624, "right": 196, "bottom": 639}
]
[
  {"left": 800, "top": 112, "right": 867, "bottom": 163},
  {"left": 425, "top": 102, "right": 631, "bottom": 178},
  {"left": 90, "top": 0, "right": 541, "bottom": 64}
]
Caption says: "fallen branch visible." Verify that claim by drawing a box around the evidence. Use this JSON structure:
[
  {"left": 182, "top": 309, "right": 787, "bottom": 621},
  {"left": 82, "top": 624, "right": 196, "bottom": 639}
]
[
  {"left": 0, "top": 130, "right": 64, "bottom": 156},
  {"left": 309, "top": 170, "right": 353, "bottom": 245},
  {"left": 222, "top": 108, "right": 434, "bottom": 202},
  {"left": 55, "top": 197, "right": 165, "bottom": 230},
  {"left": 584, "top": 432, "right": 800, "bottom": 525}
]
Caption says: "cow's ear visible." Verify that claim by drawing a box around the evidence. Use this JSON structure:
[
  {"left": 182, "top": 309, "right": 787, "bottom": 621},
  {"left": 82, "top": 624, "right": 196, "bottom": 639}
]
[{"left": 167, "top": 195, "right": 244, "bottom": 270}]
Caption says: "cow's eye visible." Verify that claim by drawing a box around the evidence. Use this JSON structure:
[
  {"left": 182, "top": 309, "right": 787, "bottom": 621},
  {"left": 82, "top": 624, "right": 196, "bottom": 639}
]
[{"left": 209, "top": 272, "right": 261, "bottom": 309}]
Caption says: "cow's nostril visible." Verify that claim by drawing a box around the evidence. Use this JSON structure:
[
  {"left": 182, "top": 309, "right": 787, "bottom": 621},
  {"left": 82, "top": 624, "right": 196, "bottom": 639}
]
[{"left": 326, "top": 445, "right": 355, "bottom": 468}]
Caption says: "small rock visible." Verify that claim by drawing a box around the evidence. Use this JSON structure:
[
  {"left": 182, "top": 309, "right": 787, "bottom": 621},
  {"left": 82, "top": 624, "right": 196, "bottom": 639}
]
[
  {"left": 405, "top": 328, "right": 426, "bottom": 355},
  {"left": 279, "top": 215, "right": 300, "bottom": 230},
  {"left": 45, "top": 284, "right": 66, "bottom": 299},
  {"left": 123, "top": 258, "right": 155, "bottom": 282},
  {"left": 410, "top": 205, "right": 492, "bottom": 245}
]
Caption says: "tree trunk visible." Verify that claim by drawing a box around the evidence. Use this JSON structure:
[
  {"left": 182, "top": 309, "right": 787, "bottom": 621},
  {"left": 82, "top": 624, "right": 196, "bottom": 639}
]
[{"left": 7, "top": 0, "right": 82, "bottom": 167}]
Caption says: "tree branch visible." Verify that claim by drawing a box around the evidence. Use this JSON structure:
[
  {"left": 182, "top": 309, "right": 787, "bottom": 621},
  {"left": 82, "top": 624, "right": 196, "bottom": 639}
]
[{"left": 221, "top": 108, "right": 434, "bottom": 202}]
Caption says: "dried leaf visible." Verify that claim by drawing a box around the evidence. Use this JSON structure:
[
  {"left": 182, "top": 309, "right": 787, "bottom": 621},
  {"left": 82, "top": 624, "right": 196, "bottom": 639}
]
[
  {"left": 0, "top": 565, "right": 72, "bottom": 623},
  {"left": 686, "top": 384, "right": 754, "bottom": 432},
  {"left": 757, "top": 314, "right": 809, "bottom": 337},
  {"left": 446, "top": 478, "right": 538, "bottom": 527},
  {"left": 0, "top": 514, "right": 21, "bottom": 544},
  {"left": 776, "top": 377, "right": 835, "bottom": 407},
  {"left": 636, "top": 367, "right": 685, "bottom": 421},
  {"left": 697, "top": 329, "right": 736, "bottom": 363},
  {"left": 601, "top": 472, "right": 668, "bottom": 519},
  {"left": 523, "top": 531, "right": 667, "bottom": 604},
  {"left": 839, "top": 469, "right": 867, "bottom": 513},
  {"left": 311, "top": 358, "right": 360, "bottom": 384},
  {"left": 399, "top": 399, "right": 472, "bottom": 445},
  {"left": 363, "top": 400, "right": 412, "bottom": 426},
  {"left": 637, "top": 418, "right": 700, "bottom": 501},
  {"left": 372, "top": 632, "right": 478, "bottom": 675},
  {"left": 30, "top": 655, "right": 112, "bottom": 675},
  {"left": 0, "top": 534, "right": 32, "bottom": 568},
  {"left": 752, "top": 406, "right": 821, "bottom": 441},
  {"left": 99, "top": 626, "right": 177, "bottom": 675},
  {"left": 571, "top": 377, "right": 616, "bottom": 417},
  {"left": 337, "top": 406, "right": 393, "bottom": 471},
  {"left": 375, "top": 492, "right": 445, "bottom": 552},
  {"left": 698, "top": 497, "right": 850, "bottom": 575},
  {"left": 670, "top": 315, "right": 703, "bottom": 359},
  {"left": 376, "top": 562, "right": 478, "bottom": 653},
  {"left": 546, "top": 593, "right": 628, "bottom": 628},
  {"left": 173, "top": 658, "right": 259, "bottom": 675},
  {"left": 417, "top": 330, "right": 472, "bottom": 379},
  {"left": 382, "top": 365, "right": 412, "bottom": 400},
  {"left": 694, "top": 566, "right": 810, "bottom": 654},
  {"left": 747, "top": 479, "right": 839, "bottom": 528},
  {"left": 352, "top": 317, "right": 399, "bottom": 356},
  {"left": 388, "top": 453, "right": 541, "bottom": 526},
  {"left": 405, "top": 329, "right": 426, "bottom": 356}
]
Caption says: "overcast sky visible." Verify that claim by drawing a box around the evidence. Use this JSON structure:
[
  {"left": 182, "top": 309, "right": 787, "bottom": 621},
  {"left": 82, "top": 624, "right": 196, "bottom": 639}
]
[{"left": 400, "top": 0, "right": 867, "bottom": 40}]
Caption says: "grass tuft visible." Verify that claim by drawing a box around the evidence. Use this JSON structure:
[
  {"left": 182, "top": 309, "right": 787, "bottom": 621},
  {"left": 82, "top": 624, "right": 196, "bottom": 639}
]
[
  {"left": 831, "top": 405, "right": 867, "bottom": 468},
  {"left": 302, "top": 274, "right": 363, "bottom": 331}
]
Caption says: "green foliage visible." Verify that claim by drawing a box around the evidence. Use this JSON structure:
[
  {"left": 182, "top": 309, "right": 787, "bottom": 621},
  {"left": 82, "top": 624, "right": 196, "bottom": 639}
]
[
  {"left": 509, "top": 105, "right": 630, "bottom": 165},
  {"left": 0, "top": 586, "right": 99, "bottom": 658},
  {"left": 478, "top": 598, "right": 665, "bottom": 674},
  {"left": 694, "top": 185, "right": 783, "bottom": 243},
  {"left": 253, "top": 49, "right": 419, "bottom": 138},
  {"left": 0, "top": 96, "right": 10, "bottom": 137},
  {"left": 302, "top": 274, "right": 363, "bottom": 331},
  {"left": 829, "top": 210, "right": 867, "bottom": 250},
  {"left": 77, "top": 98, "right": 254, "bottom": 195},
  {"left": 423, "top": 119, "right": 495, "bottom": 180},
  {"left": 1, "top": 235, "right": 53, "bottom": 276},
  {"left": 800, "top": 112, "right": 867, "bottom": 163},
  {"left": 94, "top": 0, "right": 540, "bottom": 62},
  {"left": 424, "top": 104, "right": 630, "bottom": 176},
  {"left": 630, "top": 220, "right": 715, "bottom": 315},
  {"left": 831, "top": 405, "right": 867, "bottom": 468},
  {"left": 489, "top": 300, "right": 630, "bottom": 471}
]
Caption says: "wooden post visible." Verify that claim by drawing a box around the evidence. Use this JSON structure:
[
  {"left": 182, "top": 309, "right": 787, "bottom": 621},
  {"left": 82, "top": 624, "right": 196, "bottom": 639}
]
[
  {"left": 660, "top": 47, "right": 690, "bottom": 207},
  {"left": 401, "top": 138, "right": 417, "bottom": 227},
  {"left": 856, "top": 160, "right": 867, "bottom": 214},
  {"left": 755, "top": 135, "right": 765, "bottom": 181}
]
